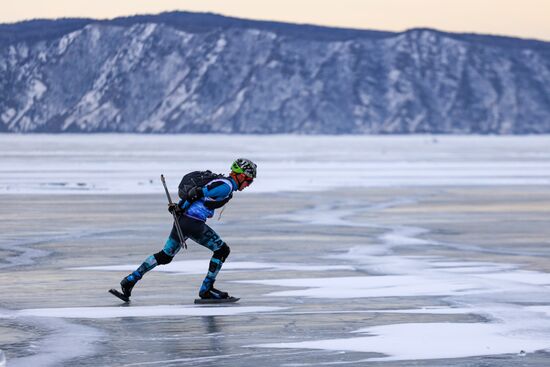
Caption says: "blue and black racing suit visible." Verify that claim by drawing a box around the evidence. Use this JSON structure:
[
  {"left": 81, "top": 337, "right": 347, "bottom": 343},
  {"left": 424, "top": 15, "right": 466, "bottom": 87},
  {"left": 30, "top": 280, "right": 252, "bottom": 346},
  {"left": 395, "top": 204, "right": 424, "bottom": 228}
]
[{"left": 126, "top": 176, "right": 238, "bottom": 295}]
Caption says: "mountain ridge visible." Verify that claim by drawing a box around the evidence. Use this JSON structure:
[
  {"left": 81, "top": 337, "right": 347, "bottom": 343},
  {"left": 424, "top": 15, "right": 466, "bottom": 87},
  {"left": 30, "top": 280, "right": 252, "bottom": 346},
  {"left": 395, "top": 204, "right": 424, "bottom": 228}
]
[
  {"left": 1, "top": 12, "right": 549, "bottom": 134},
  {"left": 3, "top": 11, "right": 549, "bottom": 47}
]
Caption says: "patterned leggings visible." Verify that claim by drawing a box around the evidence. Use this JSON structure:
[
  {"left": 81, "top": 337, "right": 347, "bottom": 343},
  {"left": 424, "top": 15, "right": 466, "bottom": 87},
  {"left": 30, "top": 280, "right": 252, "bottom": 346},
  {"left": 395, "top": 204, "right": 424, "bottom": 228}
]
[{"left": 132, "top": 215, "right": 229, "bottom": 285}]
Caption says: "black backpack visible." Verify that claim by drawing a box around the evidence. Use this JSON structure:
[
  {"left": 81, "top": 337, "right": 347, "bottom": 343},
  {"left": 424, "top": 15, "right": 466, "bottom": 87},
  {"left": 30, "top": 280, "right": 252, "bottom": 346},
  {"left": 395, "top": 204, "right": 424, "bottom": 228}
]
[{"left": 178, "top": 170, "right": 225, "bottom": 201}]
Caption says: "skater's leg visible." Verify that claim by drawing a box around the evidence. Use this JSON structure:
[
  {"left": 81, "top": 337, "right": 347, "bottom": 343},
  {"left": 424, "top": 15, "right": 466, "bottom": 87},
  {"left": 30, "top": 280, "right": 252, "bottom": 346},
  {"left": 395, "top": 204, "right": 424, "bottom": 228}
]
[
  {"left": 188, "top": 224, "right": 231, "bottom": 298},
  {"left": 120, "top": 229, "right": 184, "bottom": 297},
  {"left": 205, "top": 242, "right": 230, "bottom": 282},
  {"left": 129, "top": 236, "right": 182, "bottom": 276},
  {"left": 199, "top": 244, "right": 231, "bottom": 298}
]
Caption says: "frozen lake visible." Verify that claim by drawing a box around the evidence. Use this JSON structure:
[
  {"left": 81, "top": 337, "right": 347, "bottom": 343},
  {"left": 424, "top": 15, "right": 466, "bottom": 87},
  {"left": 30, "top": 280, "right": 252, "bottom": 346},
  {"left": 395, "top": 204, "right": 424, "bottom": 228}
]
[
  {"left": 0, "top": 134, "right": 549, "bottom": 194},
  {"left": 0, "top": 134, "right": 550, "bottom": 366}
]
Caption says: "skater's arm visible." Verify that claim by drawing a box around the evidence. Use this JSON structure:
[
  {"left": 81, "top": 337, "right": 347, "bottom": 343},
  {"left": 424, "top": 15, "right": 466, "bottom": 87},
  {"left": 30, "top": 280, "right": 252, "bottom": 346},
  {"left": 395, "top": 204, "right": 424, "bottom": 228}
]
[
  {"left": 203, "top": 180, "right": 233, "bottom": 199},
  {"left": 179, "top": 180, "right": 232, "bottom": 210}
]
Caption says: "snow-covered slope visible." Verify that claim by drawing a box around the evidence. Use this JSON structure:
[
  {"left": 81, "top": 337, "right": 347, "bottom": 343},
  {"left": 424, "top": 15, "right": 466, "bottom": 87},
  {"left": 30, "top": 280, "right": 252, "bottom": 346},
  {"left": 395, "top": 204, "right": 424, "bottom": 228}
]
[{"left": 1, "top": 12, "right": 549, "bottom": 133}]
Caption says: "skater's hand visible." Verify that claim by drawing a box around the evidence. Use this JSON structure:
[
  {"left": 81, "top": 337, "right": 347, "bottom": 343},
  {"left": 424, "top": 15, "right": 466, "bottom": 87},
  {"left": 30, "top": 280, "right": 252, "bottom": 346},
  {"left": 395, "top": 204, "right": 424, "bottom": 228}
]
[
  {"left": 187, "top": 186, "right": 204, "bottom": 202},
  {"left": 168, "top": 203, "right": 182, "bottom": 215}
]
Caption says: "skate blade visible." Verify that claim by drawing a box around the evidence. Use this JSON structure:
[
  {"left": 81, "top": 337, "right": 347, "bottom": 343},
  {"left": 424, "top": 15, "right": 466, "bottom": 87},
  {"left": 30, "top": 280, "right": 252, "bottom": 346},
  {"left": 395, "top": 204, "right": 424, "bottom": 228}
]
[
  {"left": 194, "top": 297, "right": 240, "bottom": 304},
  {"left": 109, "top": 289, "right": 130, "bottom": 303}
]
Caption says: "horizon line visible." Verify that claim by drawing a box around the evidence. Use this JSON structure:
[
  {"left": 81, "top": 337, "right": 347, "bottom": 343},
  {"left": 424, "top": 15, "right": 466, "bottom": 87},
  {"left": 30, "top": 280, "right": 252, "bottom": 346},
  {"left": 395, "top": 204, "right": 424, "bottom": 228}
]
[{"left": 1, "top": 10, "right": 549, "bottom": 44}]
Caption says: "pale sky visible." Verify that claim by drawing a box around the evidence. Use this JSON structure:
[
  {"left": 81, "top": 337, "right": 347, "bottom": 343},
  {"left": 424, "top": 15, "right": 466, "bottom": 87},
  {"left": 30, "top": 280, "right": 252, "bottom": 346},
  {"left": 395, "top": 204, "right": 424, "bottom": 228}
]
[{"left": 2, "top": 0, "right": 550, "bottom": 41}]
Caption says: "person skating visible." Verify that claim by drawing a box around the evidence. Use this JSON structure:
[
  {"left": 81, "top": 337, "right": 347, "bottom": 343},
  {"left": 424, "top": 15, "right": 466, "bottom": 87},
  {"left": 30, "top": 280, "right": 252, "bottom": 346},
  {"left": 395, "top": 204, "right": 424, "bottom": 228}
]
[{"left": 113, "top": 158, "right": 256, "bottom": 302}]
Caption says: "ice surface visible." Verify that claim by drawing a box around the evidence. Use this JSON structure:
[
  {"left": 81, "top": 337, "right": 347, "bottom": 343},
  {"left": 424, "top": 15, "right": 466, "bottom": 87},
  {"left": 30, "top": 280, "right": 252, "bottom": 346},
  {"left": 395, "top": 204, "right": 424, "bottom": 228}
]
[
  {"left": 0, "top": 134, "right": 549, "bottom": 194},
  {"left": 238, "top": 275, "right": 489, "bottom": 298},
  {"left": 527, "top": 306, "right": 550, "bottom": 318},
  {"left": 238, "top": 193, "right": 550, "bottom": 361},
  {"left": 0, "top": 314, "right": 103, "bottom": 367},
  {"left": 75, "top": 260, "right": 354, "bottom": 275},
  {"left": 2, "top": 135, "right": 550, "bottom": 364},
  {"left": 0, "top": 305, "right": 285, "bottom": 319},
  {"left": 253, "top": 323, "right": 550, "bottom": 361}
]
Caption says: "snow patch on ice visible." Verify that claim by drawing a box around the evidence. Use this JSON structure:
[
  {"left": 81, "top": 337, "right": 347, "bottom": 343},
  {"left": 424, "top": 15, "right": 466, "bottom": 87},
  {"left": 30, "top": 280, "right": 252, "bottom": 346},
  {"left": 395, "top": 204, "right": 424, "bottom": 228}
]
[
  {"left": 477, "top": 270, "right": 550, "bottom": 286},
  {"left": 0, "top": 309, "right": 103, "bottom": 367},
  {"left": 244, "top": 263, "right": 550, "bottom": 360},
  {"left": 1, "top": 305, "right": 286, "bottom": 319},
  {"left": 237, "top": 275, "right": 486, "bottom": 299},
  {"left": 253, "top": 322, "right": 550, "bottom": 361}
]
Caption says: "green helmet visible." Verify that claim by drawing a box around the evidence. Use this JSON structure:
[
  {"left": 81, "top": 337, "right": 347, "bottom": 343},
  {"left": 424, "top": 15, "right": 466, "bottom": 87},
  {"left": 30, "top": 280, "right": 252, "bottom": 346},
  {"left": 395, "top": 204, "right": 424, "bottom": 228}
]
[{"left": 231, "top": 158, "right": 257, "bottom": 178}]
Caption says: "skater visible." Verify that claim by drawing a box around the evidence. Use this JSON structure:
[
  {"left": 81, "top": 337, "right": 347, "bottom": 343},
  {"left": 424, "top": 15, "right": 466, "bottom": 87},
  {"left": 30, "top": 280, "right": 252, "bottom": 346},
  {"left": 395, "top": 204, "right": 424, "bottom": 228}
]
[{"left": 112, "top": 158, "right": 257, "bottom": 302}]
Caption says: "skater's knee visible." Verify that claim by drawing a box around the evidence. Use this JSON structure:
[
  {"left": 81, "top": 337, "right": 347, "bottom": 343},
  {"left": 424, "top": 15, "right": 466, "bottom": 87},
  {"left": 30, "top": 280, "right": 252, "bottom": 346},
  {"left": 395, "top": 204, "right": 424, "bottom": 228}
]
[
  {"left": 154, "top": 250, "right": 174, "bottom": 265},
  {"left": 213, "top": 243, "right": 230, "bottom": 262}
]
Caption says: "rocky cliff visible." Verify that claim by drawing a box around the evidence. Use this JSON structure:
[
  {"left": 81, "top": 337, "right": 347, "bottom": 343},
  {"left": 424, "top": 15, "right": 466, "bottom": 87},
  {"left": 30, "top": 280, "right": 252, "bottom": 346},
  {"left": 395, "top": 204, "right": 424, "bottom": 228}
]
[{"left": 1, "top": 12, "right": 549, "bottom": 133}]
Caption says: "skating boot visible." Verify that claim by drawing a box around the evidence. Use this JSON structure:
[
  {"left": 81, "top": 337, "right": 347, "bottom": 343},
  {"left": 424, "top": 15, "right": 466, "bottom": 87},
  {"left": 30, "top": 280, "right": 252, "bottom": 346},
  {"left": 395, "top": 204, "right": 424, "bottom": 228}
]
[
  {"left": 109, "top": 271, "right": 141, "bottom": 302},
  {"left": 195, "top": 278, "right": 238, "bottom": 304},
  {"left": 121, "top": 271, "right": 142, "bottom": 298}
]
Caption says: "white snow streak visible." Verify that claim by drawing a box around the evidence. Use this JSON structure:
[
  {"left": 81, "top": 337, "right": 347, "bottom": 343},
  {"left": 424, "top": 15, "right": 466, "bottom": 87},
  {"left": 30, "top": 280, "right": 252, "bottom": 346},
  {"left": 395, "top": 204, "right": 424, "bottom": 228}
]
[{"left": 0, "top": 306, "right": 285, "bottom": 319}]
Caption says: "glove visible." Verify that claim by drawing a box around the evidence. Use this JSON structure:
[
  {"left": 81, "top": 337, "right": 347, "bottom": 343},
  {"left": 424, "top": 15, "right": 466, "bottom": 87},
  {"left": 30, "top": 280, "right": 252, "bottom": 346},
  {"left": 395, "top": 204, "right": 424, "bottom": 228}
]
[
  {"left": 187, "top": 186, "right": 204, "bottom": 202},
  {"left": 168, "top": 203, "right": 182, "bottom": 215}
]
